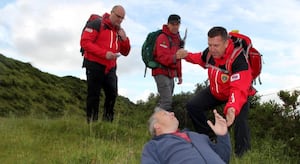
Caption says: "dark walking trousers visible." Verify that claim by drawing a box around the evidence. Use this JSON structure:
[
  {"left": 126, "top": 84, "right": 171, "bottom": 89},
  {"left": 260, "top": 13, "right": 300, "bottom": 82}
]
[
  {"left": 86, "top": 67, "right": 118, "bottom": 122},
  {"left": 186, "top": 87, "right": 250, "bottom": 156}
]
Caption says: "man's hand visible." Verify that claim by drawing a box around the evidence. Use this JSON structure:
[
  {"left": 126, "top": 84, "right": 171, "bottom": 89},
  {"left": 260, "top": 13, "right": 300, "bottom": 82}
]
[
  {"left": 176, "top": 48, "right": 188, "bottom": 59},
  {"left": 106, "top": 51, "right": 119, "bottom": 60},
  {"left": 118, "top": 28, "right": 127, "bottom": 41},
  {"left": 177, "top": 77, "right": 182, "bottom": 85},
  {"left": 207, "top": 109, "right": 227, "bottom": 136},
  {"left": 226, "top": 107, "right": 235, "bottom": 127}
]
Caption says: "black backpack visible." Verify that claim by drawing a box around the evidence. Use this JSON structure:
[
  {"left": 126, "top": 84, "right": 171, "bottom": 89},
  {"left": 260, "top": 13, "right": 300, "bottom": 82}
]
[{"left": 80, "top": 14, "right": 102, "bottom": 56}]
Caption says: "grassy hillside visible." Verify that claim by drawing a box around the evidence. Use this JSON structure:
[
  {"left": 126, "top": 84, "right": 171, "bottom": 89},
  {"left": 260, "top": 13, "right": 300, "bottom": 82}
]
[{"left": 0, "top": 53, "right": 134, "bottom": 118}]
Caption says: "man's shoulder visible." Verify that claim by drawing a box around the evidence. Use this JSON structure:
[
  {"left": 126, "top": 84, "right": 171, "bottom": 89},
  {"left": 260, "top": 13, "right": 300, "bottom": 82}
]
[
  {"left": 186, "top": 131, "right": 209, "bottom": 140},
  {"left": 86, "top": 18, "right": 102, "bottom": 31},
  {"left": 156, "top": 32, "right": 169, "bottom": 40}
]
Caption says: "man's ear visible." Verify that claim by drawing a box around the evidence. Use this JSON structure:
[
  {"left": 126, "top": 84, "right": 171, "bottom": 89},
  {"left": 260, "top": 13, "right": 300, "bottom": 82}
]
[
  {"left": 154, "top": 123, "right": 160, "bottom": 131},
  {"left": 225, "top": 39, "right": 229, "bottom": 48}
]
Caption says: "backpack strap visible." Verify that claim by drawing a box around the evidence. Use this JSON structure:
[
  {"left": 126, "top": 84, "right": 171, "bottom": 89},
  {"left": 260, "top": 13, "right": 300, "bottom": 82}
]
[
  {"left": 225, "top": 47, "right": 245, "bottom": 75},
  {"left": 204, "top": 50, "right": 229, "bottom": 74},
  {"left": 86, "top": 18, "right": 103, "bottom": 32},
  {"left": 204, "top": 47, "right": 244, "bottom": 75}
]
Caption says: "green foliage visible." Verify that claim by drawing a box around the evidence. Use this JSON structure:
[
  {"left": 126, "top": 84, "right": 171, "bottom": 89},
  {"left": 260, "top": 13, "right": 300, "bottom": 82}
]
[
  {"left": 172, "top": 91, "right": 194, "bottom": 129},
  {"left": 277, "top": 90, "right": 300, "bottom": 117},
  {"left": 249, "top": 99, "right": 300, "bottom": 159}
]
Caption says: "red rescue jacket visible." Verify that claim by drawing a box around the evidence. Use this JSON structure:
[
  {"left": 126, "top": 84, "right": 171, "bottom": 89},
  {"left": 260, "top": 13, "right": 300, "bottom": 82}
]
[
  {"left": 80, "top": 13, "right": 131, "bottom": 74},
  {"left": 184, "top": 40, "right": 252, "bottom": 115},
  {"left": 152, "top": 25, "right": 182, "bottom": 79}
]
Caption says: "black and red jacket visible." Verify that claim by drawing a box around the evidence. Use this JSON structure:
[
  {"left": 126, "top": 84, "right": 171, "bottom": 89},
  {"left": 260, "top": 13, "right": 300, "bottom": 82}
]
[
  {"left": 152, "top": 25, "right": 182, "bottom": 79},
  {"left": 80, "top": 13, "right": 131, "bottom": 74},
  {"left": 184, "top": 40, "right": 252, "bottom": 116}
]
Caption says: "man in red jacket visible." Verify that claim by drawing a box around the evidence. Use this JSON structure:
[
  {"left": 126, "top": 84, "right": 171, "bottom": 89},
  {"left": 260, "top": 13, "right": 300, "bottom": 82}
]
[
  {"left": 152, "top": 14, "right": 183, "bottom": 111},
  {"left": 176, "top": 26, "right": 253, "bottom": 157},
  {"left": 80, "top": 5, "right": 131, "bottom": 123}
]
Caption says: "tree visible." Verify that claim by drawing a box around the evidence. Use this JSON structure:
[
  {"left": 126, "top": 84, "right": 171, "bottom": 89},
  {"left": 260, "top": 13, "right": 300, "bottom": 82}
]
[{"left": 277, "top": 90, "right": 300, "bottom": 118}]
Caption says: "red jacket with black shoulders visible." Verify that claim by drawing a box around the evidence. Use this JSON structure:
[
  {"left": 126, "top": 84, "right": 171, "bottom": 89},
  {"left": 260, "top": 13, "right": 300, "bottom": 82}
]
[{"left": 184, "top": 40, "right": 252, "bottom": 116}]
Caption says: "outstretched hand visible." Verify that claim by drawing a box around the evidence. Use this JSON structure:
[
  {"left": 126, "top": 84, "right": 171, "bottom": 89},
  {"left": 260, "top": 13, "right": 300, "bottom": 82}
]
[
  {"left": 226, "top": 107, "right": 235, "bottom": 127},
  {"left": 207, "top": 109, "right": 228, "bottom": 136}
]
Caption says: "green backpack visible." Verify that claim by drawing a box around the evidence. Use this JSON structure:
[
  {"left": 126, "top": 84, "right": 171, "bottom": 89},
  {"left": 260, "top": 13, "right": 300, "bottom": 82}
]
[{"left": 141, "top": 30, "right": 171, "bottom": 77}]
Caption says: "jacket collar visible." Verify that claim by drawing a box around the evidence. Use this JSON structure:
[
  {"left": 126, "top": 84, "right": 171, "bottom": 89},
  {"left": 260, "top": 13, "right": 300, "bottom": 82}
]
[{"left": 102, "top": 13, "right": 119, "bottom": 31}]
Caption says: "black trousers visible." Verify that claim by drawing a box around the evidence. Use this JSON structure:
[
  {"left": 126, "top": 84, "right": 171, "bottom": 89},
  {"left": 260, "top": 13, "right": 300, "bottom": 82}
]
[
  {"left": 186, "top": 87, "right": 250, "bottom": 156},
  {"left": 86, "top": 67, "right": 118, "bottom": 122}
]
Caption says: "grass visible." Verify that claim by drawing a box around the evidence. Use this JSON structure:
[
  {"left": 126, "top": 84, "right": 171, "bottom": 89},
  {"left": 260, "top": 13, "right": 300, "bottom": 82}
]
[
  {"left": 0, "top": 109, "right": 150, "bottom": 164},
  {"left": 0, "top": 112, "right": 298, "bottom": 164}
]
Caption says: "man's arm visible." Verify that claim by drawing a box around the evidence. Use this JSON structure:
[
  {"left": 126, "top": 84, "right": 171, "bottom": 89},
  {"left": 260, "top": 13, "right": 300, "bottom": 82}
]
[
  {"left": 141, "top": 142, "right": 160, "bottom": 164},
  {"left": 80, "top": 19, "right": 106, "bottom": 57},
  {"left": 213, "top": 133, "right": 231, "bottom": 164},
  {"left": 176, "top": 48, "right": 207, "bottom": 68},
  {"left": 154, "top": 34, "right": 177, "bottom": 68},
  {"left": 224, "top": 52, "right": 252, "bottom": 126}
]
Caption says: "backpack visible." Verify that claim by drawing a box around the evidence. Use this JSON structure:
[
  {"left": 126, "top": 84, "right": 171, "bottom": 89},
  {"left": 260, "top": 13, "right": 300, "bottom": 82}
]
[
  {"left": 80, "top": 14, "right": 102, "bottom": 56},
  {"left": 141, "top": 29, "right": 172, "bottom": 77},
  {"left": 228, "top": 31, "right": 263, "bottom": 85}
]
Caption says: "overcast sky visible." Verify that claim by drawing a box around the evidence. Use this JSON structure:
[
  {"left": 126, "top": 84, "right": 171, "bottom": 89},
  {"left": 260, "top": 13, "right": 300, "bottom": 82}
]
[{"left": 1, "top": 0, "right": 300, "bottom": 103}]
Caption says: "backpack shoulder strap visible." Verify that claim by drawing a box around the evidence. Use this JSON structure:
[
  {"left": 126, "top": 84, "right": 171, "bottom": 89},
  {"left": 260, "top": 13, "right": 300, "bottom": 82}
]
[
  {"left": 204, "top": 48, "right": 229, "bottom": 73},
  {"left": 229, "top": 32, "right": 252, "bottom": 58},
  {"left": 225, "top": 47, "right": 245, "bottom": 74},
  {"left": 204, "top": 48, "right": 211, "bottom": 68},
  {"left": 86, "top": 17, "right": 102, "bottom": 32},
  {"left": 160, "top": 32, "right": 173, "bottom": 49}
]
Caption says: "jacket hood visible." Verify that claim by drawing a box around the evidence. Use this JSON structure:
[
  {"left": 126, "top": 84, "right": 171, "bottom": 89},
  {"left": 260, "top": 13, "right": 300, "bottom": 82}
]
[
  {"left": 102, "top": 13, "right": 119, "bottom": 31},
  {"left": 162, "top": 24, "right": 180, "bottom": 39}
]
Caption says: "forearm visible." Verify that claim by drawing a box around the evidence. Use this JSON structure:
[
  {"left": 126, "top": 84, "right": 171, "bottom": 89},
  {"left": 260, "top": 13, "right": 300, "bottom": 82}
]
[
  {"left": 215, "top": 133, "right": 231, "bottom": 164},
  {"left": 119, "top": 38, "right": 131, "bottom": 56},
  {"left": 224, "top": 70, "right": 252, "bottom": 115}
]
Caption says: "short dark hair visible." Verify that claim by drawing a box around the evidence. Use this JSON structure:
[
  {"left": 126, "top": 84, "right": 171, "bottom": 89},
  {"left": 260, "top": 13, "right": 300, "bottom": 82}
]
[
  {"left": 168, "top": 14, "right": 181, "bottom": 24},
  {"left": 208, "top": 26, "right": 228, "bottom": 41}
]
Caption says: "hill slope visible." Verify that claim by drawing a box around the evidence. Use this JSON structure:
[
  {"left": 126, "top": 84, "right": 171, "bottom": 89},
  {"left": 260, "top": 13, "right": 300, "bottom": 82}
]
[{"left": 0, "top": 53, "right": 135, "bottom": 118}]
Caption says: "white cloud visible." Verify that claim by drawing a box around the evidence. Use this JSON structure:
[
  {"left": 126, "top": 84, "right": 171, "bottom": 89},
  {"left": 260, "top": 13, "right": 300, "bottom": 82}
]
[{"left": 1, "top": 0, "right": 300, "bottom": 103}]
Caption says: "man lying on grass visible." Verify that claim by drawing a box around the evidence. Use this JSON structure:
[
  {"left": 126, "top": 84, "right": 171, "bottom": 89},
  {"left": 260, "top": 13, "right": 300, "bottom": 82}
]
[{"left": 141, "top": 107, "right": 231, "bottom": 164}]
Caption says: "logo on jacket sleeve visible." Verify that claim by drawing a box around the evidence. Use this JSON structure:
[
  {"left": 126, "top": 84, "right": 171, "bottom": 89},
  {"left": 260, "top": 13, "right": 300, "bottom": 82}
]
[
  {"left": 221, "top": 74, "right": 229, "bottom": 83},
  {"left": 159, "top": 41, "right": 168, "bottom": 48},
  {"left": 84, "top": 27, "right": 93, "bottom": 33},
  {"left": 230, "top": 73, "right": 240, "bottom": 82}
]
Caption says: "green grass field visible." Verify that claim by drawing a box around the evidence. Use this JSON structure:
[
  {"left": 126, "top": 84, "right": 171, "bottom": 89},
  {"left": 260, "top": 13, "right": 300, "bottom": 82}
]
[{"left": 0, "top": 113, "right": 297, "bottom": 164}]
